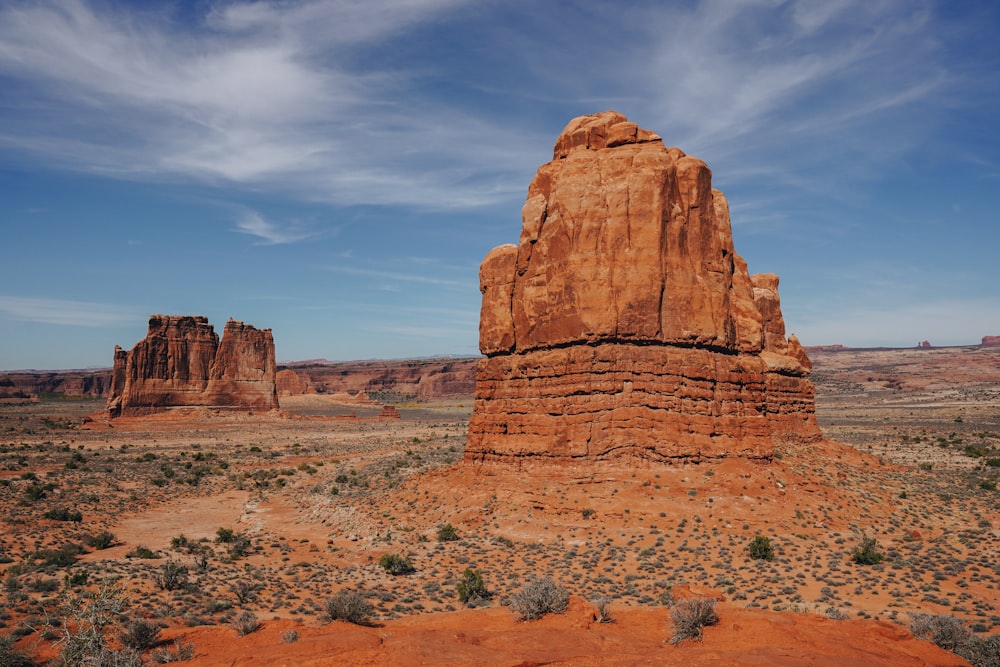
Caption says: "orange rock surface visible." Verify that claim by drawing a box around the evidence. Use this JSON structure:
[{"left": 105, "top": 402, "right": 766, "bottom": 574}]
[
  {"left": 107, "top": 315, "right": 277, "bottom": 417},
  {"left": 468, "top": 112, "right": 819, "bottom": 463}
]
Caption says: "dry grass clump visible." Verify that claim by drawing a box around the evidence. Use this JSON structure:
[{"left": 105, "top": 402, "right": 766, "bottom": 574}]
[{"left": 669, "top": 597, "right": 719, "bottom": 645}]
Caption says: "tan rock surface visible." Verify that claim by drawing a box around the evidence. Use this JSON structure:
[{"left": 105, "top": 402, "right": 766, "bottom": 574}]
[{"left": 469, "top": 111, "right": 819, "bottom": 463}]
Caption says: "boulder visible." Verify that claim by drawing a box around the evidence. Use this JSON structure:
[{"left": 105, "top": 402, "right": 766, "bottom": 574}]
[{"left": 467, "top": 112, "right": 819, "bottom": 464}]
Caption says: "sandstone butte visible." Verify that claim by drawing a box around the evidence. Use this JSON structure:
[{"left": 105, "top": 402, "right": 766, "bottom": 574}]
[
  {"left": 106, "top": 315, "right": 278, "bottom": 417},
  {"left": 467, "top": 111, "right": 819, "bottom": 464}
]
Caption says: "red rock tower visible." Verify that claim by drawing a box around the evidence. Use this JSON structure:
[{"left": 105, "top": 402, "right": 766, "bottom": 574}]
[
  {"left": 467, "top": 111, "right": 819, "bottom": 464},
  {"left": 107, "top": 315, "right": 277, "bottom": 417}
]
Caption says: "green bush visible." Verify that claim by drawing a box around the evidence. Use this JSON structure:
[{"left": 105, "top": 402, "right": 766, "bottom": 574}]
[
  {"left": 456, "top": 568, "right": 489, "bottom": 605},
  {"left": 852, "top": 535, "right": 884, "bottom": 565},
  {"left": 85, "top": 532, "right": 115, "bottom": 550},
  {"left": 747, "top": 535, "right": 775, "bottom": 561},
  {"left": 508, "top": 577, "right": 569, "bottom": 621},
  {"left": 378, "top": 553, "right": 415, "bottom": 575},
  {"left": 324, "top": 590, "right": 374, "bottom": 625},
  {"left": 43, "top": 507, "right": 83, "bottom": 522},
  {"left": 436, "top": 523, "right": 459, "bottom": 542}
]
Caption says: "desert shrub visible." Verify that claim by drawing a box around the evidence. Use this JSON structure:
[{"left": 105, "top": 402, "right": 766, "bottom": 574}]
[
  {"left": 43, "top": 507, "right": 82, "bottom": 522},
  {"left": 215, "top": 528, "right": 235, "bottom": 543},
  {"left": 508, "top": 577, "right": 569, "bottom": 621},
  {"left": 227, "top": 534, "right": 252, "bottom": 559},
  {"left": 231, "top": 611, "right": 259, "bottom": 637},
  {"left": 150, "top": 640, "right": 195, "bottom": 664},
  {"left": 156, "top": 561, "right": 189, "bottom": 591},
  {"left": 910, "top": 613, "right": 1000, "bottom": 667},
  {"left": 85, "top": 532, "right": 115, "bottom": 550},
  {"left": 436, "top": 523, "right": 459, "bottom": 542},
  {"left": 58, "top": 582, "right": 141, "bottom": 667},
  {"left": 28, "top": 577, "right": 59, "bottom": 593},
  {"left": 980, "top": 479, "right": 997, "bottom": 491},
  {"left": 65, "top": 571, "right": 89, "bottom": 588},
  {"left": 581, "top": 508, "right": 596, "bottom": 519},
  {"left": 910, "top": 613, "right": 970, "bottom": 651},
  {"left": 747, "top": 535, "right": 775, "bottom": 561},
  {"left": 26, "top": 544, "right": 83, "bottom": 571},
  {"left": 958, "top": 634, "right": 1000, "bottom": 667},
  {"left": 324, "top": 590, "right": 374, "bottom": 625},
  {"left": 120, "top": 618, "right": 161, "bottom": 650},
  {"left": 125, "top": 546, "right": 157, "bottom": 559},
  {"left": 592, "top": 596, "right": 614, "bottom": 623},
  {"left": 229, "top": 580, "right": 257, "bottom": 604},
  {"left": 0, "top": 634, "right": 33, "bottom": 667},
  {"left": 456, "top": 569, "right": 489, "bottom": 605},
  {"left": 669, "top": 597, "right": 719, "bottom": 645},
  {"left": 852, "top": 534, "right": 884, "bottom": 565},
  {"left": 378, "top": 553, "right": 415, "bottom": 575},
  {"left": 281, "top": 629, "right": 299, "bottom": 643}
]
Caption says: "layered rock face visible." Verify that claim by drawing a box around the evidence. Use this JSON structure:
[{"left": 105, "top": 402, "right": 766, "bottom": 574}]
[
  {"left": 107, "top": 315, "right": 277, "bottom": 417},
  {"left": 467, "top": 111, "right": 819, "bottom": 464}
]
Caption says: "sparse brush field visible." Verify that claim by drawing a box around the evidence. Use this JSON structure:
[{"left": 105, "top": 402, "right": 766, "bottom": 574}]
[{"left": 0, "top": 346, "right": 998, "bottom": 665}]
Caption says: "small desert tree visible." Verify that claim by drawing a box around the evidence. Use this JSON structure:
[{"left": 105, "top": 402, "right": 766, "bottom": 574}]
[
  {"left": 851, "top": 534, "right": 884, "bottom": 565},
  {"left": 456, "top": 568, "right": 489, "bottom": 605},
  {"left": 747, "top": 535, "right": 775, "bottom": 561}
]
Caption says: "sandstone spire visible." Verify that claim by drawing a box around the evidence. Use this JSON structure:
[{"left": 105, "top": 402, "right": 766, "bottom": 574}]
[{"left": 467, "top": 111, "right": 819, "bottom": 463}]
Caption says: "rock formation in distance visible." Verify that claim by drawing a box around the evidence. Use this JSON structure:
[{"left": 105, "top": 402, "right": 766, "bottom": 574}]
[
  {"left": 467, "top": 111, "right": 820, "bottom": 464},
  {"left": 107, "top": 315, "right": 278, "bottom": 417}
]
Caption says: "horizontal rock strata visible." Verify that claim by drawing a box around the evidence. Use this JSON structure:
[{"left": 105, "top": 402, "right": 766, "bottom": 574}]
[
  {"left": 107, "top": 315, "right": 277, "bottom": 417},
  {"left": 467, "top": 111, "right": 819, "bottom": 464}
]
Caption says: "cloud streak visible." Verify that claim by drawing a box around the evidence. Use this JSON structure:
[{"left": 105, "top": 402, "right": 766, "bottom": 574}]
[
  {"left": 234, "top": 211, "right": 315, "bottom": 245},
  {"left": 0, "top": 296, "right": 137, "bottom": 327}
]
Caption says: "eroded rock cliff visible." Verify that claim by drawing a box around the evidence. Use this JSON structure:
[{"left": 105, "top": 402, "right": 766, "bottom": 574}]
[
  {"left": 467, "top": 111, "right": 819, "bottom": 464},
  {"left": 107, "top": 315, "right": 277, "bottom": 417}
]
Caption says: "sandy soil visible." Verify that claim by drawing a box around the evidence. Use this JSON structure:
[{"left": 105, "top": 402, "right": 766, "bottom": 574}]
[{"left": 0, "top": 349, "right": 997, "bottom": 665}]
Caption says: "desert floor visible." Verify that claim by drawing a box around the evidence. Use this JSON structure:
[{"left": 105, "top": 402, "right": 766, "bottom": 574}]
[{"left": 1, "top": 346, "right": 998, "bottom": 665}]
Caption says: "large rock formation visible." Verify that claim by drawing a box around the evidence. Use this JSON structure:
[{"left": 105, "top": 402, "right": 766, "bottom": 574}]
[
  {"left": 107, "top": 315, "right": 277, "bottom": 417},
  {"left": 467, "top": 111, "right": 819, "bottom": 464}
]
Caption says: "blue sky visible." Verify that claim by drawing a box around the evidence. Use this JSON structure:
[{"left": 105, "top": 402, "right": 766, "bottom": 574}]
[{"left": 1, "top": 0, "right": 999, "bottom": 370}]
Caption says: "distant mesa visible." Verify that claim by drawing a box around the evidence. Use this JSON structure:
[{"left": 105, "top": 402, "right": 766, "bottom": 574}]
[
  {"left": 916, "top": 340, "right": 932, "bottom": 349},
  {"left": 804, "top": 344, "right": 849, "bottom": 353},
  {"left": 467, "top": 111, "right": 820, "bottom": 464},
  {"left": 107, "top": 315, "right": 278, "bottom": 417},
  {"left": 982, "top": 336, "right": 1000, "bottom": 347},
  {"left": 276, "top": 368, "right": 316, "bottom": 397}
]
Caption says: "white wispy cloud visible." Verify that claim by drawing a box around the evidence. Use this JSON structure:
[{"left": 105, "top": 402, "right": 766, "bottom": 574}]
[
  {"left": 0, "top": 296, "right": 137, "bottom": 327},
  {"left": 234, "top": 211, "right": 314, "bottom": 245},
  {"left": 0, "top": 0, "right": 537, "bottom": 211}
]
